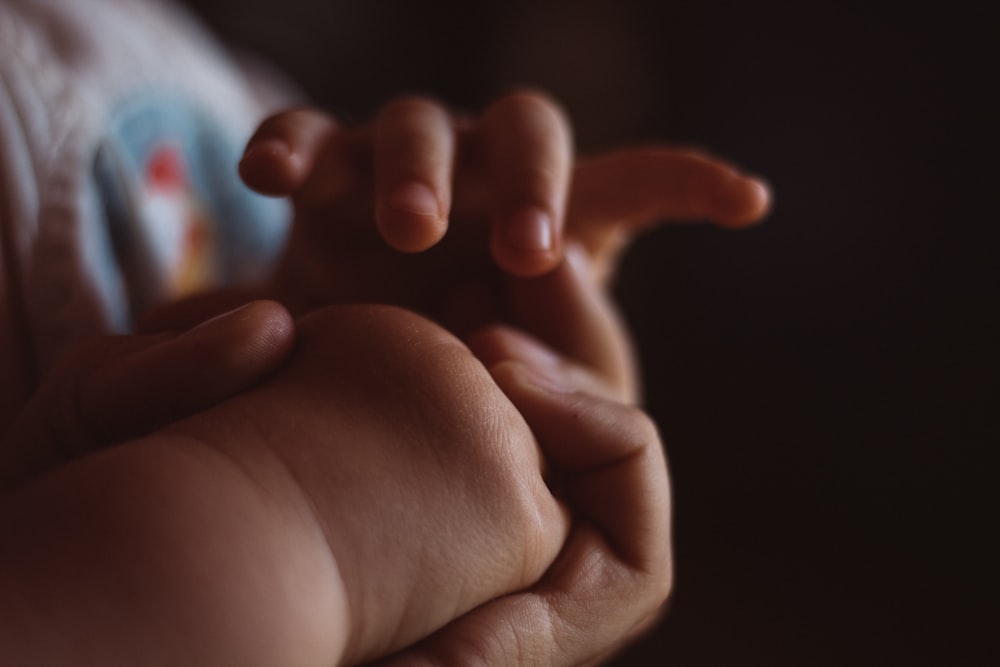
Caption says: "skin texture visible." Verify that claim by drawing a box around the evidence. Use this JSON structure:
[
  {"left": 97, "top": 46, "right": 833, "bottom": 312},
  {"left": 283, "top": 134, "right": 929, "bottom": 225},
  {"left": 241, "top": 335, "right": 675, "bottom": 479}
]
[
  {"left": 369, "top": 354, "right": 673, "bottom": 667},
  {"left": 0, "top": 304, "right": 570, "bottom": 666},
  {"left": 0, "top": 91, "right": 769, "bottom": 665},
  {"left": 149, "top": 91, "right": 769, "bottom": 398},
  {"left": 0, "top": 300, "right": 295, "bottom": 490},
  {"left": 240, "top": 93, "right": 767, "bottom": 316},
  {"left": 165, "top": 304, "right": 572, "bottom": 664},
  {"left": 0, "top": 300, "right": 674, "bottom": 667}
]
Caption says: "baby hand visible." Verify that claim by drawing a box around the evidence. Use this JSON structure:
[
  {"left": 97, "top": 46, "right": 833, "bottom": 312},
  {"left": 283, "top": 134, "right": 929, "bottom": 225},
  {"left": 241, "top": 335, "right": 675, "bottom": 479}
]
[
  {"left": 237, "top": 92, "right": 769, "bottom": 321},
  {"left": 152, "top": 304, "right": 572, "bottom": 665},
  {"left": 241, "top": 92, "right": 572, "bottom": 283}
]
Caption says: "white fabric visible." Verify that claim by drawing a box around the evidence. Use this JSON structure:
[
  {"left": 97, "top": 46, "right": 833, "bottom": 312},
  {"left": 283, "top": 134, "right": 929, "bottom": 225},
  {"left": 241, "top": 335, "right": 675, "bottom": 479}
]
[{"left": 0, "top": 0, "right": 291, "bottom": 378}]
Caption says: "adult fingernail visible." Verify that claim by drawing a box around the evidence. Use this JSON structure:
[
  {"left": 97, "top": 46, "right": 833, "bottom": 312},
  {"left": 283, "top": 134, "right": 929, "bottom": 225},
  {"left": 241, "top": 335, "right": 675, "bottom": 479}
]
[
  {"left": 518, "top": 361, "right": 573, "bottom": 394},
  {"left": 505, "top": 207, "right": 553, "bottom": 252},
  {"left": 388, "top": 180, "right": 440, "bottom": 218}
]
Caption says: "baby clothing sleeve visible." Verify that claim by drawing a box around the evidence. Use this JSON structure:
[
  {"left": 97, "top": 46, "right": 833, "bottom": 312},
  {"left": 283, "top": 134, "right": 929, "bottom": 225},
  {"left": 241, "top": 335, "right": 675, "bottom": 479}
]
[{"left": 0, "top": 0, "right": 291, "bottom": 381}]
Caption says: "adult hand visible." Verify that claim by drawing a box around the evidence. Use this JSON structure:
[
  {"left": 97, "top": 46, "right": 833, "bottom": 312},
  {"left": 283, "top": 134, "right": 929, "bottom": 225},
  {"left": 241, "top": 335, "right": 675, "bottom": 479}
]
[
  {"left": 371, "top": 353, "right": 672, "bottom": 667},
  {"left": 0, "top": 301, "right": 294, "bottom": 490}
]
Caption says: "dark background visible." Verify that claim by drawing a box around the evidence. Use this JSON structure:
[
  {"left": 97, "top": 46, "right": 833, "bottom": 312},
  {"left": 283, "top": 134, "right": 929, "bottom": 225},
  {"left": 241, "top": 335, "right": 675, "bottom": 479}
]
[{"left": 184, "top": 0, "right": 994, "bottom": 664}]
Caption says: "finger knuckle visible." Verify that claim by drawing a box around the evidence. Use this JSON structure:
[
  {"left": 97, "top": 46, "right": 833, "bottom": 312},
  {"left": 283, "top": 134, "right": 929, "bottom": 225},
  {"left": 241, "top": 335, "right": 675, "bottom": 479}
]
[{"left": 623, "top": 554, "right": 674, "bottom": 626}]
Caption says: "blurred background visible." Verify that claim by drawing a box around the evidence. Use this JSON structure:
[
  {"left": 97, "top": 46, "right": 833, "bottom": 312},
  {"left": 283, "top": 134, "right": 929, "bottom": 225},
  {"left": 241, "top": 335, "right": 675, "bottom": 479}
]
[{"left": 183, "top": 0, "right": 993, "bottom": 664}]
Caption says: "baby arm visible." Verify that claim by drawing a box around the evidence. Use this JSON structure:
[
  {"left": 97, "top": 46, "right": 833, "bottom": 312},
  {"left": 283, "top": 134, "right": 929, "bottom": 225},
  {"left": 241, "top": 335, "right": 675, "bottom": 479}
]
[
  {"left": 0, "top": 303, "right": 324, "bottom": 666},
  {"left": 0, "top": 405, "right": 344, "bottom": 666},
  {"left": 1, "top": 304, "right": 570, "bottom": 666}
]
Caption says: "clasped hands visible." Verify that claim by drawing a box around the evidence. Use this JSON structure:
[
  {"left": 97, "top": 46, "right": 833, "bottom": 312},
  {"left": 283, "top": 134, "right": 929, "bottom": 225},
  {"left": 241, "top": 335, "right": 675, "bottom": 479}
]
[{"left": 0, "top": 91, "right": 768, "bottom": 666}]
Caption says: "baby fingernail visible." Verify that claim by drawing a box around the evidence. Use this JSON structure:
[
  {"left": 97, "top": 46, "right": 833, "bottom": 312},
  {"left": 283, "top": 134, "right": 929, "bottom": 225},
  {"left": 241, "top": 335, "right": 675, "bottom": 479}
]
[
  {"left": 505, "top": 207, "right": 553, "bottom": 252},
  {"left": 388, "top": 180, "right": 440, "bottom": 218}
]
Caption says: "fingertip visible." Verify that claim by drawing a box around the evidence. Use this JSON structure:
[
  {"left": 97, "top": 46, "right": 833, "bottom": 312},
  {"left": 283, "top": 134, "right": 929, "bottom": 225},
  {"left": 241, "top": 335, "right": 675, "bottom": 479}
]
[
  {"left": 237, "top": 300, "right": 297, "bottom": 366},
  {"left": 373, "top": 97, "right": 455, "bottom": 251},
  {"left": 480, "top": 90, "right": 572, "bottom": 275},
  {"left": 718, "top": 176, "right": 772, "bottom": 228},
  {"left": 505, "top": 207, "right": 555, "bottom": 253},
  {"left": 491, "top": 207, "right": 560, "bottom": 277},
  {"left": 747, "top": 177, "right": 773, "bottom": 220},
  {"left": 80, "top": 301, "right": 296, "bottom": 447},
  {"left": 241, "top": 108, "right": 340, "bottom": 196},
  {"left": 389, "top": 180, "right": 441, "bottom": 218},
  {"left": 377, "top": 180, "right": 447, "bottom": 252},
  {"left": 185, "top": 300, "right": 296, "bottom": 374},
  {"left": 239, "top": 138, "right": 299, "bottom": 195}
]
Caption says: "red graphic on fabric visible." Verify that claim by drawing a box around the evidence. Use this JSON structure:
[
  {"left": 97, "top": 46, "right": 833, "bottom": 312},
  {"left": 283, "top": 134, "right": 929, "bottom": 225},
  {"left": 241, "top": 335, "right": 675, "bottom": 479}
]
[
  {"left": 146, "top": 144, "right": 187, "bottom": 191},
  {"left": 140, "top": 143, "right": 216, "bottom": 295}
]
